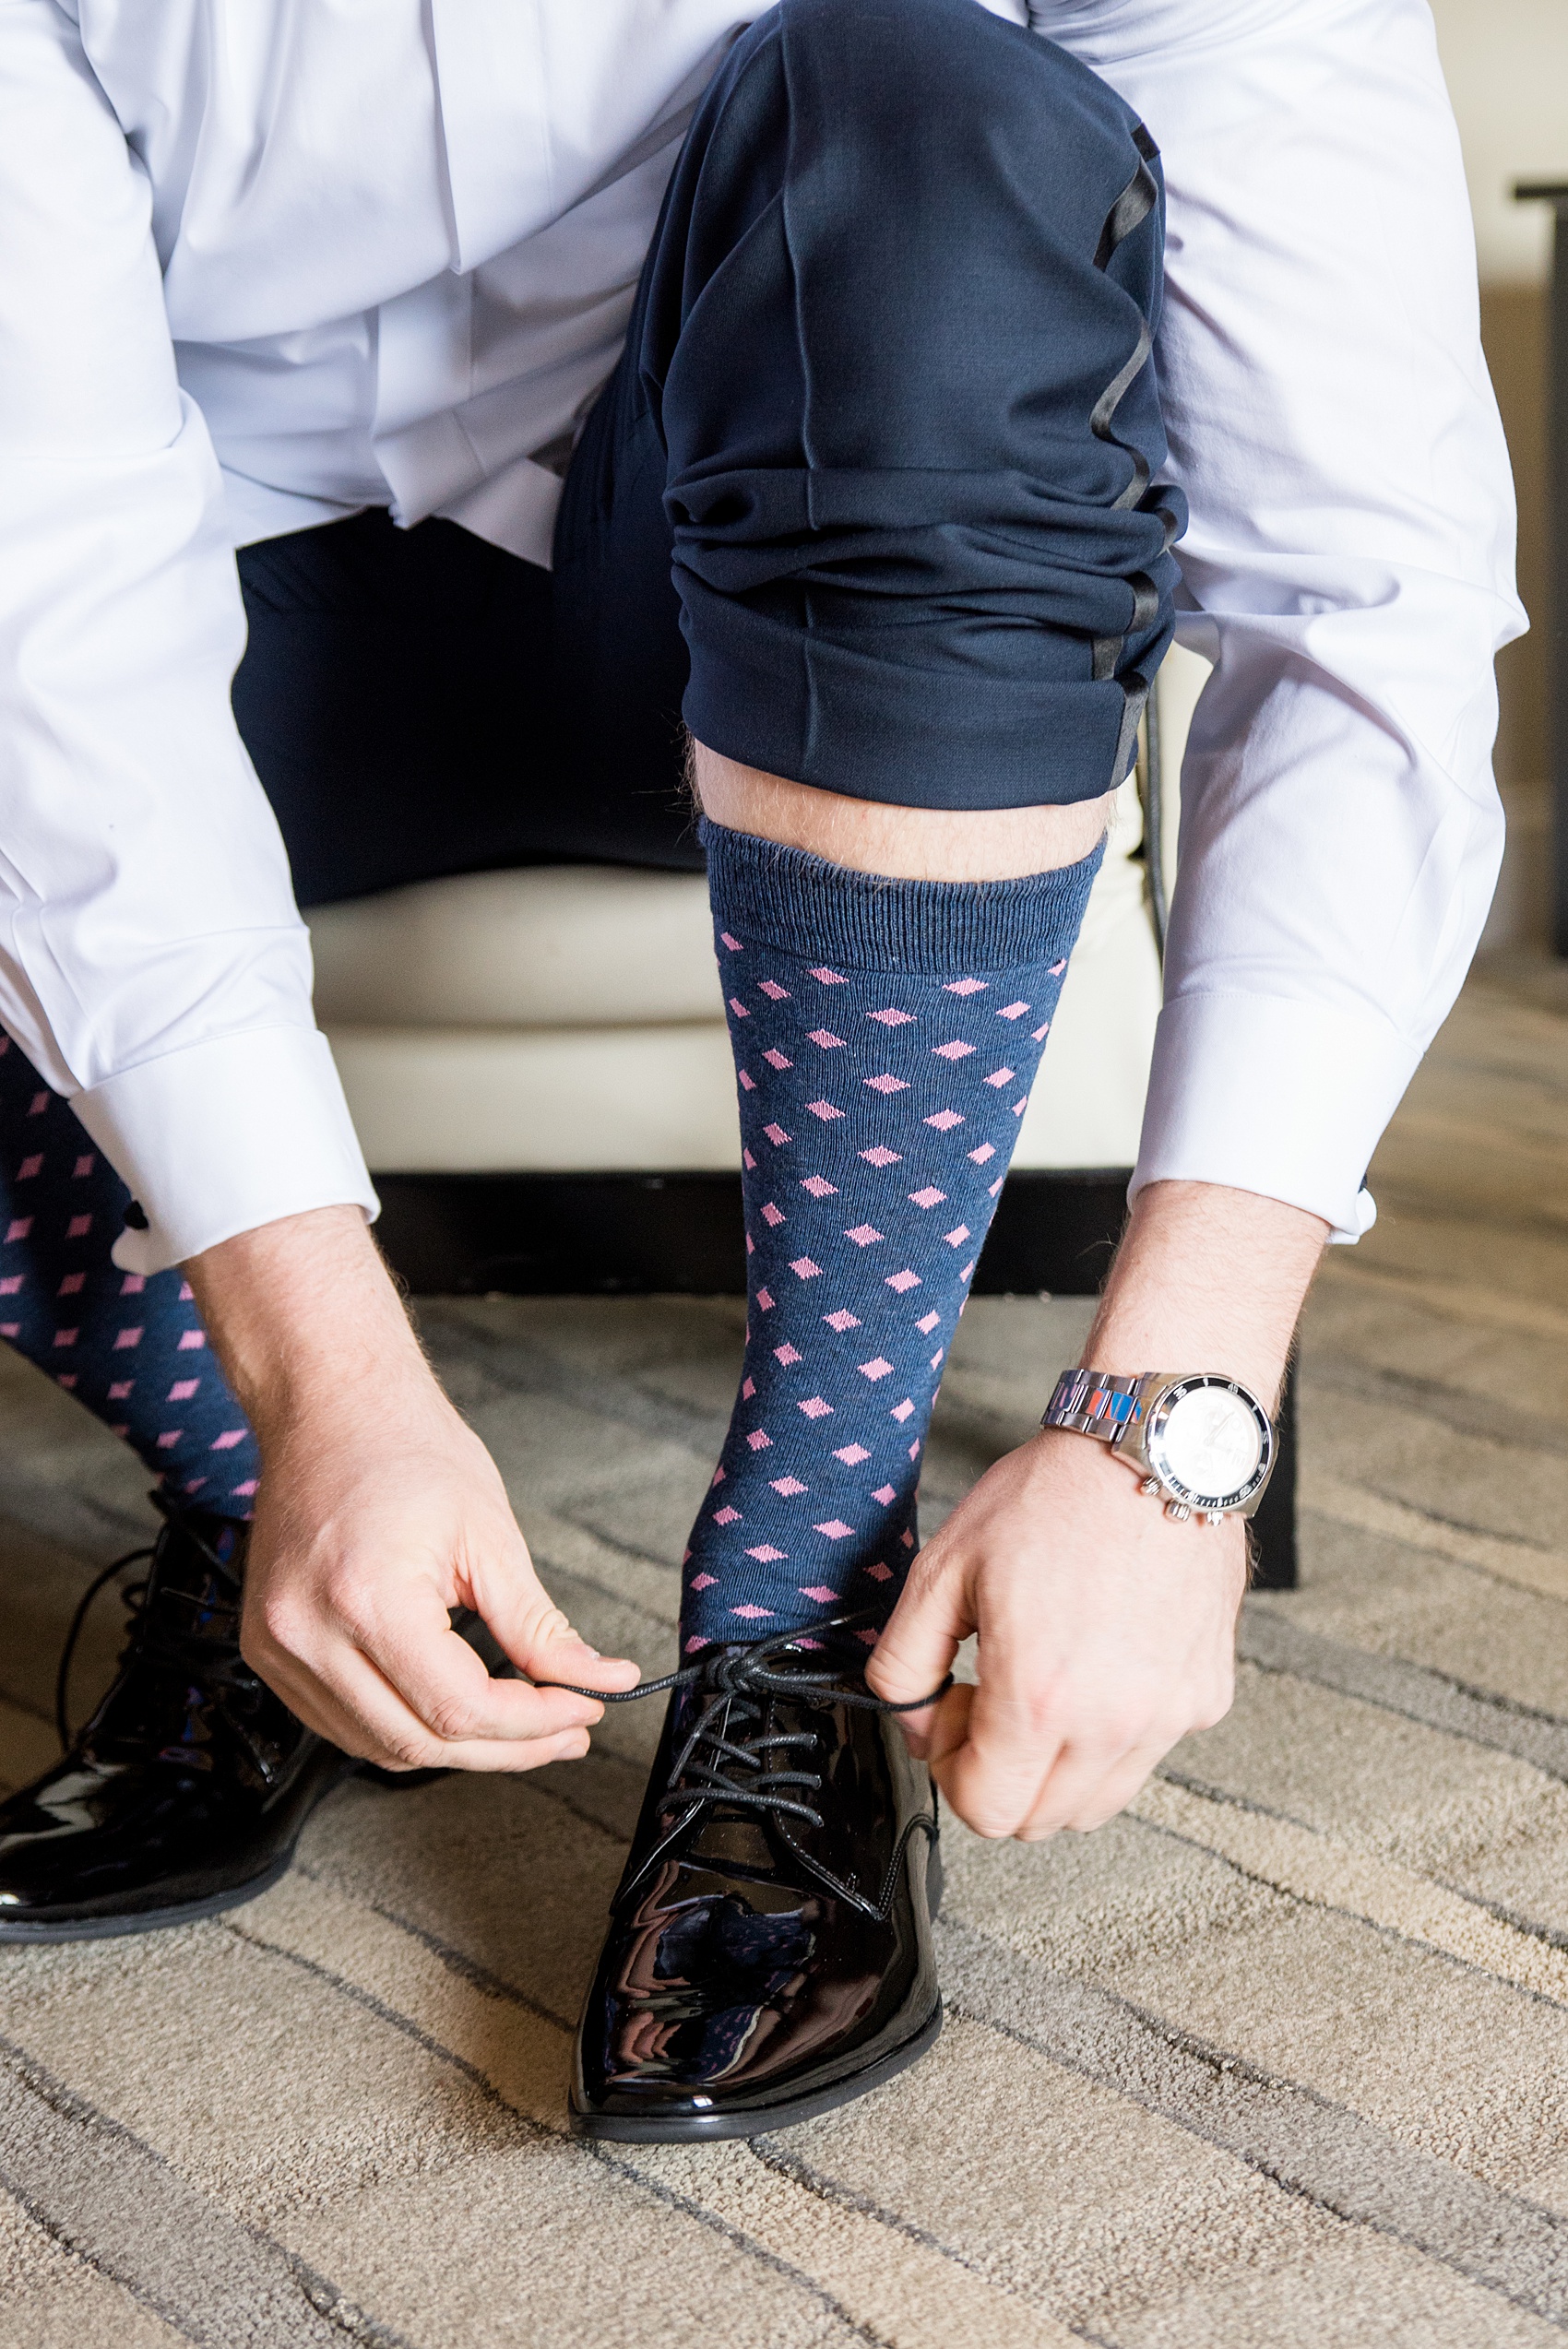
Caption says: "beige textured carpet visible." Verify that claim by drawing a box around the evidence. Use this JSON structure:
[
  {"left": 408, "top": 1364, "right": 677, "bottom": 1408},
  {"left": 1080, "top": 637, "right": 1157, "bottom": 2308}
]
[{"left": 6, "top": 967, "right": 1568, "bottom": 2346}]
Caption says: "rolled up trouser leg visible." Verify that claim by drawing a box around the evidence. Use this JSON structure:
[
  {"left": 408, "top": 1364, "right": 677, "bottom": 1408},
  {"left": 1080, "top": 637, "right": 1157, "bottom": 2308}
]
[{"left": 641, "top": 0, "right": 1186, "bottom": 814}]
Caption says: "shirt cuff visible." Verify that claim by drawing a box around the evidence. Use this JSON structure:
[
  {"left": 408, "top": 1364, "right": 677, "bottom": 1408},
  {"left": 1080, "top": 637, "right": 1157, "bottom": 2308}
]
[
  {"left": 65, "top": 1026, "right": 380, "bottom": 1275},
  {"left": 1131, "top": 991, "right": 1420, "bottom": 1246}
]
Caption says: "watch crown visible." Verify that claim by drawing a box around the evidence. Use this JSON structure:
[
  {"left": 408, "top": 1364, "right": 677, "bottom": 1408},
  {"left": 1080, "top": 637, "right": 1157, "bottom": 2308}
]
[
  {"left": 1164, "top": 1500, "right": 1193, "bottom": 1524},
  {"left": 1140, "top": 1477, "right": 1161, "bottom": 1498}
]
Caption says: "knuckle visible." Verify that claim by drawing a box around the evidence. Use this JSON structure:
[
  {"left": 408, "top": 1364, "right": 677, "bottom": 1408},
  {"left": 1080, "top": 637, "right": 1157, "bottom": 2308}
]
[
  {"left": 256, "top": 1595, "right": 306, "bottom": 1655},
  {"left": 421, "top": 1694, "right": 481, "bottom": 1744},
  {"left": 380, "top": 1729, "right": 440, "bottom": 1771}
]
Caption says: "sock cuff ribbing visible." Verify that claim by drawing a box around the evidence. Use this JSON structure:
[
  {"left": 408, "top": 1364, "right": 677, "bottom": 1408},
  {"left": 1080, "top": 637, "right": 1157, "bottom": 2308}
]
[{"left": 699, "top": 819, "right": 1104, "bottom": 977}]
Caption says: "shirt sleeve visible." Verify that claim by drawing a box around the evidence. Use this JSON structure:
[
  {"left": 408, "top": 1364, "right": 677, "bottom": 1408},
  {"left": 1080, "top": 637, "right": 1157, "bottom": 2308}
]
[
  {"left": 0, "top": 0, "right": 376, "bottom": 1273},
  {"left": 1049, "top": 0, "right": 1524, "bottom": 1242}
]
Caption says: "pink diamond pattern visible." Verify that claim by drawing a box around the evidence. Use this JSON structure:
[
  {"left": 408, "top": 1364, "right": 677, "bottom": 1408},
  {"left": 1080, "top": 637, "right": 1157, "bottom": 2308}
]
[
  {"left": 713, "top": 1506, "right": 742, "bottom": 1524},
  {"left": 729, "top": 996, "right": 750, "bottom": 1017},
  {"left": 687, "top": 872, "right": 1084, "bottom": 1639}
]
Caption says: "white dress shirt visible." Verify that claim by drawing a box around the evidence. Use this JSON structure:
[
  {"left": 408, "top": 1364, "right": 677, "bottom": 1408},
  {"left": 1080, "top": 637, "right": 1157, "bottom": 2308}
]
[{"left": 0, "top": 0, "right": 1521, "bottom": 1273}]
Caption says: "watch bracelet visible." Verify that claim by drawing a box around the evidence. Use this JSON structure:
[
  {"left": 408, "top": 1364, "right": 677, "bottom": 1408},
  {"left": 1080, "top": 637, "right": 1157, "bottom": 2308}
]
[{"left": 1040, "top": 1368, "right": 1146, "bottom": 1441}]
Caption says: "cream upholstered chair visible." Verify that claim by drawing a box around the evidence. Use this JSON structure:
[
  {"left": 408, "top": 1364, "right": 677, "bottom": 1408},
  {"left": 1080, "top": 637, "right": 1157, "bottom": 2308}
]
[
  {"left": 305, "top": 652, "right": 1208, "bottom": 1299},
  {"left": 309, "top": 767, "right": 1159, "bottom": 1192},
  {"left": 307, "top": 652, "right": 1209, "bottom": 1252}
]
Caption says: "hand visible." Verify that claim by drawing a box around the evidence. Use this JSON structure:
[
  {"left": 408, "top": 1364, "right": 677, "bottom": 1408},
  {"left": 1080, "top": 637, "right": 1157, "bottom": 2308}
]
[
  {"left": 187, "top": 1206, "right": 640, "bottom": 1770},
  {"left": 866, "top": 1428, "right": 1245, "bottom": 1836},
  {"left": 866, "top": 1177, "right": 1327, "bottom": 1839}
]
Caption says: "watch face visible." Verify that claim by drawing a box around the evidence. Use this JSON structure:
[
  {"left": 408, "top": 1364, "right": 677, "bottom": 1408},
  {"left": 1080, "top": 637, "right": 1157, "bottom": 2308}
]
[{"left": 1146, "top": 1379, "right": 1272, "bottom": 1512}]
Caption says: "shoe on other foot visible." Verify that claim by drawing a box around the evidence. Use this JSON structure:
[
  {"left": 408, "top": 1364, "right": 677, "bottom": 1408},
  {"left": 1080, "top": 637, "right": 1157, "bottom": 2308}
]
[
  {"left": 0, "top": 1501, "right": 350, "bottom": 1941},
  {"left": 570, "top": 1617, "right": 944, "bottom": 2142}
]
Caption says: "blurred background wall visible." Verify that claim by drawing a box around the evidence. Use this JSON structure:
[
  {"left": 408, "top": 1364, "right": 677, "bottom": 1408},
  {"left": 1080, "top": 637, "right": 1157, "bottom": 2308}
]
[{"left": 1430, "top": 0, "right": 1568, "bottom": 948}]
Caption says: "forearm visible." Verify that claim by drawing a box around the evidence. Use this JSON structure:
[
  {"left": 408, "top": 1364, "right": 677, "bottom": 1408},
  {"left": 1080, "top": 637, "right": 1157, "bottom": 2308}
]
[
  {"left": 1084, "top": 1179, "right": 1328, "bottom": 1411},
  {"left": 184, "top": 1204, "right": 431, "bottom": 1444}
]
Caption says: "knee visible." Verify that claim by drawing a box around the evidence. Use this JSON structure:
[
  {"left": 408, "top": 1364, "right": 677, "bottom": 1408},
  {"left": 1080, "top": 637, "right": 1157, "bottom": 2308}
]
[{"left": 773, "top": 0, "right": 1121, "bottom": 142}]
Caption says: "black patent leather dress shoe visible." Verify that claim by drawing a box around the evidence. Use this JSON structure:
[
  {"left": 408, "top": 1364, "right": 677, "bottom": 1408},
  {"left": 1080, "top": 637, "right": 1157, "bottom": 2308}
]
[
  {"left": 569, "top": 1617, "right": 946, "bottom": 2143},
  {"left": 0, "top": 1501, "right": 352, "bottom": 1941}
]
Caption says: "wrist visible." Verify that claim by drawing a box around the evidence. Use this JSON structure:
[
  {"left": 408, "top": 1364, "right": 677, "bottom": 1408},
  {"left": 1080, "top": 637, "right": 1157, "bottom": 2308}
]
[{"left": 1082, "top": 1179, "right": 1326, "bottom": 1409}]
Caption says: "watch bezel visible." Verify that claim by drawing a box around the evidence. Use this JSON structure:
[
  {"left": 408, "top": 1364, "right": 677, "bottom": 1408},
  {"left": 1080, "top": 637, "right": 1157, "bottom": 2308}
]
[{"left": 1140, "top": 1374, "right": 1275, "bottom": 1513}]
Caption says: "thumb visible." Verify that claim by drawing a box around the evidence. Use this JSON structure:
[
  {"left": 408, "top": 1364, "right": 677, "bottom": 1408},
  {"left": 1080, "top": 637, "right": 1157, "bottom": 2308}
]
[
  {"left": 864, "top": 1549, "right": 975, "bottom": 1714},
  {"left": 476, "top": 1541, "right": 643, "bottom": 1696}
]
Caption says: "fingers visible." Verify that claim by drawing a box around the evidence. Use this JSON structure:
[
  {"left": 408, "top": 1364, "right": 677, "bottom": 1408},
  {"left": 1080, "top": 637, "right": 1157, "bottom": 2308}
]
[
  {"left": 864, "top": 1552, "right": 974, "bottom": 1718},
  {"left": 479, "top": 1569, "right": 643, "bottom": 1698},
  {"left": 246, "top": 1584, "right": 606, "bottom": 1767}
]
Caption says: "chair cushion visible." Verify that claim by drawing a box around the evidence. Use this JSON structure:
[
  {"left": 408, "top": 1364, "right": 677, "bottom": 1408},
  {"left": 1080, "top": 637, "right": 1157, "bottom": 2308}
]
[
  {"left": 310, "top": 777, "right": 1161, "bottom": 1171},
  {"left": 309, "top": 865, "right": 721, "bottom": 1028}
]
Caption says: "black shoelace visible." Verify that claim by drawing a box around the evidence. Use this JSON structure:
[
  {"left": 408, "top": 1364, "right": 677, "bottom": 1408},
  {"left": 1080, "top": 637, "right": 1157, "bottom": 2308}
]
[
  {"left": 54, "top": 1493, "right": 264, "bottom": 1758},
  {"left": 540, "top": 1609, "right": 951, "bottom": 1833}
]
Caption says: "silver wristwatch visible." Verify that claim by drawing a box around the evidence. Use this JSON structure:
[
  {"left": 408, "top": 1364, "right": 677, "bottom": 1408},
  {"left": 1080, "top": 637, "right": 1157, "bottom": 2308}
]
[{"left": 1041, "top": 1369, "right": 1276, "bottom": 1524}]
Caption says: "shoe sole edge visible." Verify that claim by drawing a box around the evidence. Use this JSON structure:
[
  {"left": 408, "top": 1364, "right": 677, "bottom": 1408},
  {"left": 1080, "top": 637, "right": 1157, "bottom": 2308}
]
[
  {"left": 569, "top": 1999, "right": 943, "bottom": 2144},
  {"left": 0, "top": 1848, "right": 297, "bottom": 1944}
]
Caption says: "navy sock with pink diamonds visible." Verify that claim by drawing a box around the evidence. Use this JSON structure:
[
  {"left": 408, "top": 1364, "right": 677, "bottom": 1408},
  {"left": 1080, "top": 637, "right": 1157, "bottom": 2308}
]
[{"left": 681, "top": 821, "right": 1103, "bottom": 1652}]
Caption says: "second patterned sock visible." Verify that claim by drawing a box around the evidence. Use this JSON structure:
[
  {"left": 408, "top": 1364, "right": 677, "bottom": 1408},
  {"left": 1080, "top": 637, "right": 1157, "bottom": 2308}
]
[{"left": 681, "top": 820, "right": 1103, "bottom": 1649}]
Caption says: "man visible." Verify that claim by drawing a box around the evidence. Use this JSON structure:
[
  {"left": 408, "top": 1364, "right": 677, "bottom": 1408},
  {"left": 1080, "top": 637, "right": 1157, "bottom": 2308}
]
[{"left": 0, "top": 0, "right": 1517, "bottom": 2141}]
